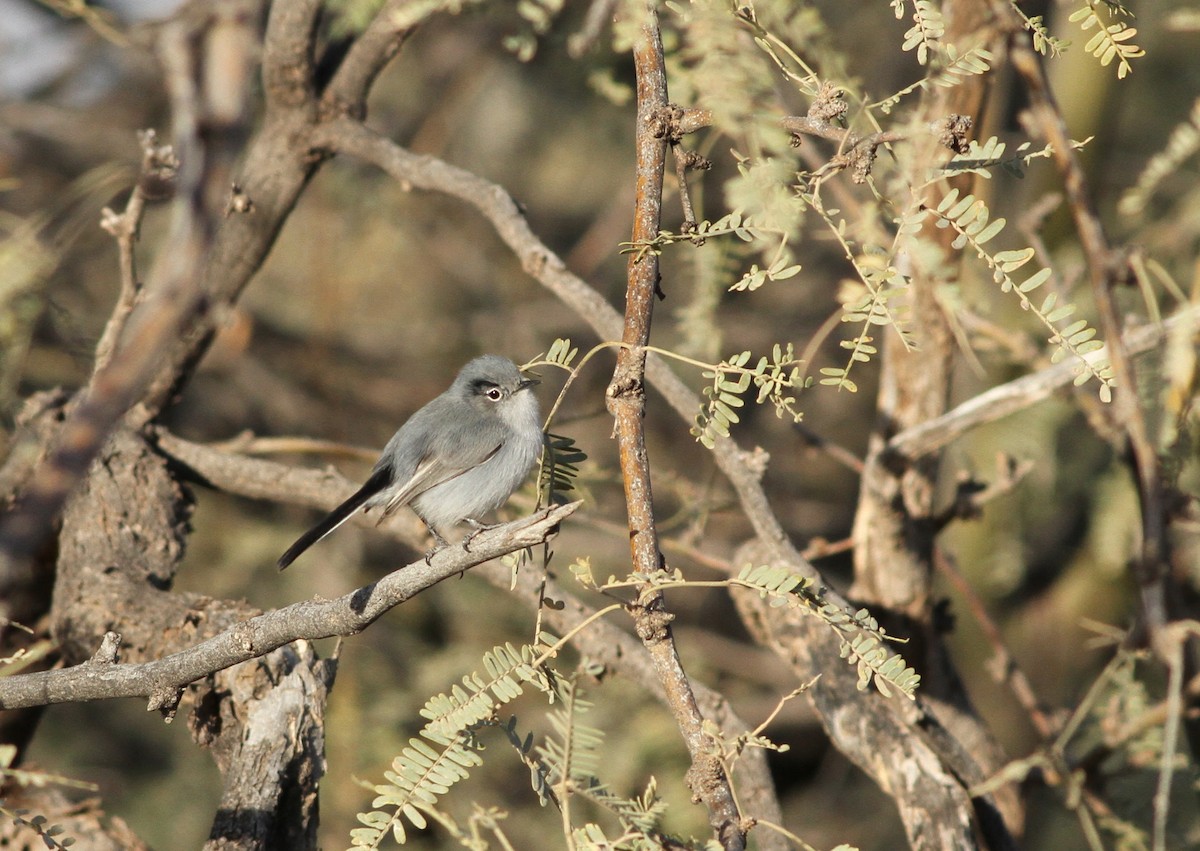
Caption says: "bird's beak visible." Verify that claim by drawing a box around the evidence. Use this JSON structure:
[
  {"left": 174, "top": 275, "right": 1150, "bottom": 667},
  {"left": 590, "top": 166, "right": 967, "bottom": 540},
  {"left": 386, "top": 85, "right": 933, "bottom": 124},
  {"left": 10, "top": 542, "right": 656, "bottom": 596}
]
[{"left": 518, "top": 376, "right": 540, "bottom": 391}]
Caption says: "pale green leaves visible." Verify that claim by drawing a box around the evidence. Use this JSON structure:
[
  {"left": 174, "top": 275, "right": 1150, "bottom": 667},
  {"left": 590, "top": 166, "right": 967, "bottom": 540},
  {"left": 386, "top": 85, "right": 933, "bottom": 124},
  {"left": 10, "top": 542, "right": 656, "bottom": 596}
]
[
  {"left": 923, "top": 189, "right": 1116, "bottom": 401},
  {"left": 542, "top": 680, "right": 675, "bottom": 847},
  {"left": 737, "top": 565, "right": 921, "bottom": 699},
  {"left": 1017, "top": 10, "right": 1069, "bottom": 57},
  {"left": 1011, "top": 0, "right": 1142, "bottom": 73},
  {"left": 820, "top": 256, "right": 914, "bottom": 393},
  {"left": 420, "top": 643, "right": 554, "bottom": 739},
  {"left": 621, "top": 207, "right": 801, "bottom": 293},
  {"left": 902, "top": 0, "right": 944, "bottom": 66},
  {"left": 350, "top": 644, "right": 554, "bottom": 848},
  {"left": 350, "top": 731, "right": 484, "bottom": 848},
  {"left": 504, "top": 0, "right": 565, "bottom": 61},
  {"left": 941, "top": 135, "right": 1092, "bottom": 180},
  {"left": 692, "top": 344, "right": 810, "bottom": 447},
  {"left": 1070, "top": 1, "right": 1144, "bottom": 79},
  {"left": 530, "top": 339, "right": 588, "bottom": 502},
  {"left": 872, "top": 45, "right": 993, "bottom": 114},
  {"left": 731, "top": 255, "right": 804, "bottom": 292},
  {"left": 1119, "top": 97, "right": 1200, "bottom": 217},
  {"left": 544, "top": 337, "right": 579, "bottom": 369}
]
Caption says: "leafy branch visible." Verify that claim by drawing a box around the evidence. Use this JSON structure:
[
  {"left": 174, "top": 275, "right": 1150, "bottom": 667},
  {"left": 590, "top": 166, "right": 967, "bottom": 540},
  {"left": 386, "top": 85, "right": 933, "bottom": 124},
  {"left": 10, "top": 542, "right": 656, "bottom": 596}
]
[
  {"left": 734, "top": 565, "right": 922, "bottom": 699},
  {"left": 869, "top": 44, "right": 993, "bottom": 114},
  {"left": 419, "top": 643, "right": 555, "bottom": 739},
  {"left": 541, "top": 678, "right": 709, "bottom": 850},
  {"left": 810, "top": 201, "right": 916, "bottom": 393},
  {"left": 0, "top": 802, "right": 78, "bottom": 851},
  {"left": 917, "top": 189, "right": 1116, "bottom": 400},
  {"left": 732, "top": 3, "right": 821, "bottom": 96},
  {"left": 1118, "top": 97, "right": 1200, "bottom": 216},
  {"left": 901, "top": 0, "right": 945, "bottom": 66},
  {"left": 349, "top": 729, "right": 485, "bottom": 849},
  {"left": 619, "top": 210, "right": 800, "bottom": 293},
  {"left": 938, "top": 134, "right": 1093, "bottom": 180},
  {"left": 1011, "top": 6, "right": 1069, "bottom": 57},
  {"left": 1069, "top": 0, "right": 1144, "bottom": 79},
  {"left": 573, "top": 565, "right": 921, "bottom": 700},
  {"left": 691, "top": 345, "right": 811, "bottom": 448}
]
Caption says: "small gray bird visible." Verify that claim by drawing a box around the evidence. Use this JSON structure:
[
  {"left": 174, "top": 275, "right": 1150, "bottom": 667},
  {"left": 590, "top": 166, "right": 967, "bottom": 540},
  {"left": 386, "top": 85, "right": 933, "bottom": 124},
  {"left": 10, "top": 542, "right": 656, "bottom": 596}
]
[{"left": 278, "top": 355, "right": 542, "bottom": 570}]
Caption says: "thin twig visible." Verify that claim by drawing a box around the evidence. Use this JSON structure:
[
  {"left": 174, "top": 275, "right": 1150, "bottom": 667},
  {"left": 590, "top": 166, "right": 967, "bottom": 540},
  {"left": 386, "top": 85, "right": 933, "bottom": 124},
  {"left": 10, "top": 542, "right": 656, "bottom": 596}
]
[
  {"left": 93, "top": 130, "right": 179, "bottom": 375},
  {"left": 567, "top": 0, "right": 618, "bottom": 58},
  {"left": 934, "top": 550, "right": 1057, "bottom": 740}
]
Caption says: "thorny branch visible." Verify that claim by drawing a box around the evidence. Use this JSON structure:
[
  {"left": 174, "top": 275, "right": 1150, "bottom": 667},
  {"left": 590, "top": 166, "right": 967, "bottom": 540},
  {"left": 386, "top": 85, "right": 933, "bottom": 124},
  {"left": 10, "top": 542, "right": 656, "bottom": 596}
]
[{"left": 669, "top": 104, "right": 972, "bottom": 185}]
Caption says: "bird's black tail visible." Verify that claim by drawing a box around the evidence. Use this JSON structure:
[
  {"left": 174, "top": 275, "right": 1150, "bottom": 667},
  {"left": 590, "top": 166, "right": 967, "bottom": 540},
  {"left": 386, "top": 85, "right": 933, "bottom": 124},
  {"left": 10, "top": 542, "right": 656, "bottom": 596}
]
[{"left": 277, "top": 467, "right": 392, "bottom": 570}]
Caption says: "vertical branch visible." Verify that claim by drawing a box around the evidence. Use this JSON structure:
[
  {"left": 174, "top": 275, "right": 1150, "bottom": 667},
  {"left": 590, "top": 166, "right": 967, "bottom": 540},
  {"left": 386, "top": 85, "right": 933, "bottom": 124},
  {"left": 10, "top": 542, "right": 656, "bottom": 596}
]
[
  {"left": 843, "top": 0, "right": 1025, "bottom": 836},
  {"left": 604, "top": 5, "right": 745, "bottom": 849},
  {"left": 849, "top": 0, "right": 996, "bottom": 619},
  {"left": 1009, "top": 33, "right": 1169, "bottom": 644},
  {"left": 93, "top": 131, "right": 179, "bottom": 376}
]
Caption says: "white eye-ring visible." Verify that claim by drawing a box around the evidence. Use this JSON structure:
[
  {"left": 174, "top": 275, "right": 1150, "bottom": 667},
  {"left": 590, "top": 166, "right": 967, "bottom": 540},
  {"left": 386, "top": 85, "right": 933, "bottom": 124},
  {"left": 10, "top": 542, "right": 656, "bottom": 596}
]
[{"left": 485, "top": 387, "right": 503, "bottom": 401}]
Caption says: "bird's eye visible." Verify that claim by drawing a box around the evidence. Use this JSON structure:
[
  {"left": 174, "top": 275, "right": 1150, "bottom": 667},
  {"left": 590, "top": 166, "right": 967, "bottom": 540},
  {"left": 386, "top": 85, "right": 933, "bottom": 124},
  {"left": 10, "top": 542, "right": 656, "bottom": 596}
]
[{"left": 485, "top": 387, "right": 503, "bottom": 401}]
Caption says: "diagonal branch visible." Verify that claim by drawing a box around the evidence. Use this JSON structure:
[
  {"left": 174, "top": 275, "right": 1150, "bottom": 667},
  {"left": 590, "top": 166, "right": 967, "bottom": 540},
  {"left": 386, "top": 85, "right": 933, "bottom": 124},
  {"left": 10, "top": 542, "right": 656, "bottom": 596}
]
[
  {"left": 150, "top": 433, "right": 791, "bottom": 850},
  {"left": 320, "top": 0, "right": 419, "bottom": 116},
  {"left": 0, "top": 502, "right": 576, "bottom": 713},
  {"left": 887, "top": 306, "right": 1200, "bottom": 460},
  {"left": 0, "top": 1, "right": 257, "bottom": 592}
]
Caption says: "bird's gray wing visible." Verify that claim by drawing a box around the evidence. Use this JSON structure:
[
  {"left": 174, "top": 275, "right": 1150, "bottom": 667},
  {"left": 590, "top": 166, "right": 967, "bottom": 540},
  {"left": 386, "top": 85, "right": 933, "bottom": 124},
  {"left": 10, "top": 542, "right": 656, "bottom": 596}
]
[{"left": 377, "top": 425, "right": 505, "bottom": 519}]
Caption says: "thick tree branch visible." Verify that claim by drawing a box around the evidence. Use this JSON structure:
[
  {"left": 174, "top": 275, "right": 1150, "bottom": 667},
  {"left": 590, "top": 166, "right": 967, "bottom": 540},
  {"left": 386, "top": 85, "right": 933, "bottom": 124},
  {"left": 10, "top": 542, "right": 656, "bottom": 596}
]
[
  {"left": 201, "top": 641, "right": 336, "bottom": 851},
  {"left": 0, "top": 502, "right": 576, "bottom": 712},
  {"left": 0, "top": 1, "right": 255, "bottom": 598}
]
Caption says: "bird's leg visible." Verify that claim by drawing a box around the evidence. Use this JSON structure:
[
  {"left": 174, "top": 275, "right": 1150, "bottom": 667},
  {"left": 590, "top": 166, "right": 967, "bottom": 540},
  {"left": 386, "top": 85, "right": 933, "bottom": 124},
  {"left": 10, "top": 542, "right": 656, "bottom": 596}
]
[{"left": 423, "top": 526, "right": 451, "bottom": 564}]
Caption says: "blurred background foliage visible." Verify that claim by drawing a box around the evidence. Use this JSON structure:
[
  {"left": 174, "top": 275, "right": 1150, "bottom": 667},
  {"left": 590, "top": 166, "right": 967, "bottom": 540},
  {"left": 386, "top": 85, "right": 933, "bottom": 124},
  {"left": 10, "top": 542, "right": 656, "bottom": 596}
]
[{"left": 2, "top": 0, "right": 1199, "bottom": 848}]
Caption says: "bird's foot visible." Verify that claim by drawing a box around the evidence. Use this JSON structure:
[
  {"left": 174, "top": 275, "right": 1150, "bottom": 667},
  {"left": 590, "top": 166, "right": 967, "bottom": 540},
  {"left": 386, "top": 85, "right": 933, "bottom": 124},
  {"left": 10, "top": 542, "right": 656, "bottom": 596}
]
[{"left": 462, "top": 518, "right": 499, "bottom": 553}]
